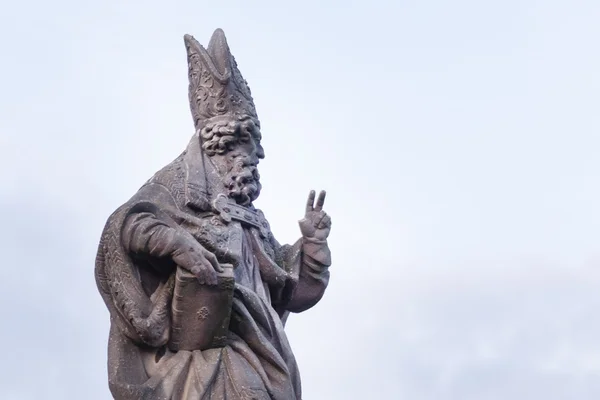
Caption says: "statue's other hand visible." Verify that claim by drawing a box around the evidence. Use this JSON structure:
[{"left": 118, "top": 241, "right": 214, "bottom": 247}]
[
  {"left": 299, "top": 190, "right": 331, "bottom": 241},
  {"left": 171, "top": 241, "right": 223, "bottom": 286}
]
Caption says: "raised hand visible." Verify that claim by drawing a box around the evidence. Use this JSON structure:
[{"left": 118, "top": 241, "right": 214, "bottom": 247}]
[
  {"left": 171, "top": 240, "right": 224, "bottom": 285},
  {"left": 299, "top": 190, "right": 332, "bottom": 241}
]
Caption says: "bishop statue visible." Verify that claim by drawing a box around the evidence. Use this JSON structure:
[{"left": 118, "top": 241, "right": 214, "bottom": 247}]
[{"left": 95, "top": 29, "right": 332, "bottom": 399}]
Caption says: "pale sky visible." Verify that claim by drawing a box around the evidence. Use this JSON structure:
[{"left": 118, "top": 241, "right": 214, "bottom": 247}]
[{"left": 1, "top": 0, "right": 600, "bottom": 399}]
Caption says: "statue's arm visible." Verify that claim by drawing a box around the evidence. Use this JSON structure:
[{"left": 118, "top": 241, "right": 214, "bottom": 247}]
[
  {"left": 98, "top": 194, "right": 222, "bottom": 347},
  {"left": 273, "top": 236, "right": 331, "bottom": 314},
  {"left": 97, "top": 196, "right": 184, "bottom": 347},
  {"left": 289, "top": 237, "right": 331, "bottom": 313},
  {"left": 282, "top": 189, "right": 332, "bottom": 313},
  {"left": 122, "top": 209, "right": 222, "bottom": 285},
  {"left": 122, "top": 211, "right": 182, "bottom": 259}
]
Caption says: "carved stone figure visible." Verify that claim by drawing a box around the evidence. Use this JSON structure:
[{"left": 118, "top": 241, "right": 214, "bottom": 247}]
[{"left": 95, "top": 29, "right": 332, "bottom": 400}]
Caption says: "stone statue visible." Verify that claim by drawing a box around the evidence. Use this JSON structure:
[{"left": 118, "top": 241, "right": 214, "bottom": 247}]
[{"left": 95, "top": 29, "right": 332, "bottom": 400}]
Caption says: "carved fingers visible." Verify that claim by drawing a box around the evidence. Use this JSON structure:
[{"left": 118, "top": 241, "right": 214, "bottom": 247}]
[
  {"left": 172, "top": 242, "right": 222, "bottom": 286},
  {"left": 200, "top": 247, "right": 224, "bottom": 273},
  {"left": 317, "top": 212, "right": 332, "bottom": 230},
  {"left": 305, "top": 190, "right": 315, "bottom": 211},
  {"left": 305, "top": 190, "right": 326, "bottom": 215},
  {"left": 315, "top": 190, "right": 326, "bottom": 211},
  {"left": 299, "top": 189, "right": 332, "bottom": 240},
  {"left": 190, "top": 263, "right": 218, "bottom": 286}
]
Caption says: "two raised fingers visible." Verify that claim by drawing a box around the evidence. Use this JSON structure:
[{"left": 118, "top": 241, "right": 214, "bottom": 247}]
[{"left": 306, "top": 190, "right": 326, "bottom": 213}]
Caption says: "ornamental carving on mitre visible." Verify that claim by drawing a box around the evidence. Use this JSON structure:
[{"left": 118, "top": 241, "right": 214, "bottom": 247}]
[{"left": 185, "top": 30, "right": 258, "bottom": 129}]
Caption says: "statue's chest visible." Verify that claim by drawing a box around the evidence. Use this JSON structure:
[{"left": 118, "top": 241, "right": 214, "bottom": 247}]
[{"left": 181, "top": 206, "right": 275, "bottom": 267}]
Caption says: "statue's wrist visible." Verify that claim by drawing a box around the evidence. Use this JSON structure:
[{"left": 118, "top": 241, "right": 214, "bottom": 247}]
[
  {"left": 301, "top": 238, "right": 332, "bottom": 267},
  {"left": 302, "top": 236, "right": 327, "bottom": 244},
  {"left": 170, "top": 231, "right": 199, "bottom": 257}
]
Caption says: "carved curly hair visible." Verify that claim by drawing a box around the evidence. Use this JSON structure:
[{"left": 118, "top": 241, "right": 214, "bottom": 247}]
[{"left": 200, "top": 116, "right": 260, "bottom": 156}]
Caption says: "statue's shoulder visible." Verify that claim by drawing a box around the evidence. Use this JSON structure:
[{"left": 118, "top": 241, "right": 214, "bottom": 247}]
[
  {"left": 141, "top": 153, "right": 188, "bottom": 207},
  {"left": 101, "top": 155, "right": 189, "bottom": 232}
]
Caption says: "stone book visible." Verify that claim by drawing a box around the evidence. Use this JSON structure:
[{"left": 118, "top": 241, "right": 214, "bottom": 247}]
[{"left": 168, "top": 264, "right": 235, "bottom": 352}]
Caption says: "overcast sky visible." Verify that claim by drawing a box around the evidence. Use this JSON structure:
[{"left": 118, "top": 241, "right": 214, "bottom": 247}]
[{"left": 1, "top": 0, "right": 600, "bottom": 399}]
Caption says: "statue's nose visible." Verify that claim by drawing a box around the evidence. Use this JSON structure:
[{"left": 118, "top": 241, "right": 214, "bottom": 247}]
[{"left": 256, "top": 143, "right": 265, "bottom": 160}]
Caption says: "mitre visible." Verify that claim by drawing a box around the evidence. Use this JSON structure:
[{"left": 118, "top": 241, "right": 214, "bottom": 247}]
[{"left": 184, "top": 29, "right": 259, "bottom": 131}]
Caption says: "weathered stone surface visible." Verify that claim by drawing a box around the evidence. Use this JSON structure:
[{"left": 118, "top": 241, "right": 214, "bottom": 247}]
[{"left": 95, "top": 29, "right": 332, "bottom": 399}]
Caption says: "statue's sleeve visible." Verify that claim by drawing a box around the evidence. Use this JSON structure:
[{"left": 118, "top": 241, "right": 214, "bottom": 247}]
[
  {"left": 276, "top": 237, "right": 331, "bottom": 313},
  {"left": 122, "top": 211, "right": 184, "bottom": 260},
  {"left": 96, "top": 184, "right": 196, "bottom": 348},
  {"left": 120, "top": 185, "right": 203, "bottom": 265}
]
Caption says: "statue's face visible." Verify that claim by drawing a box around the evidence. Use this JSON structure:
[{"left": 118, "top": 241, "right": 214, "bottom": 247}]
[
  {"left": 232, "top": 130, "right": 265, "bottom": 166},
  {"left": 200, "top": 117, "right": 264, "bottom": 206},
  {"left": 215, "top": 129, "right": 264, "bottom": 206}
]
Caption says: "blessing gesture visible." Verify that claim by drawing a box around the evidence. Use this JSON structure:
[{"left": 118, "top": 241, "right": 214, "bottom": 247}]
[{"left": 299, "top": 190, "right": 332, "bottom": 241}]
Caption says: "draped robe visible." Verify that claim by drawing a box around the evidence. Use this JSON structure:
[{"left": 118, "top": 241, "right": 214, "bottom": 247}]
[{"left": 95, "top": 136, "right": 331, "bottom": 400}]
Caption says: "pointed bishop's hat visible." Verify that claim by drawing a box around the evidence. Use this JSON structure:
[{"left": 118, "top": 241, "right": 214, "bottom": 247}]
[{"left": 184, "top": 29, "right": 258, "bottom": 130}]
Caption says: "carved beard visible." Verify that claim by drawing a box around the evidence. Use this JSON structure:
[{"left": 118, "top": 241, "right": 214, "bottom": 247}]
[{"left": 223, "top": 156, "right": 261, "bottom": 206}]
